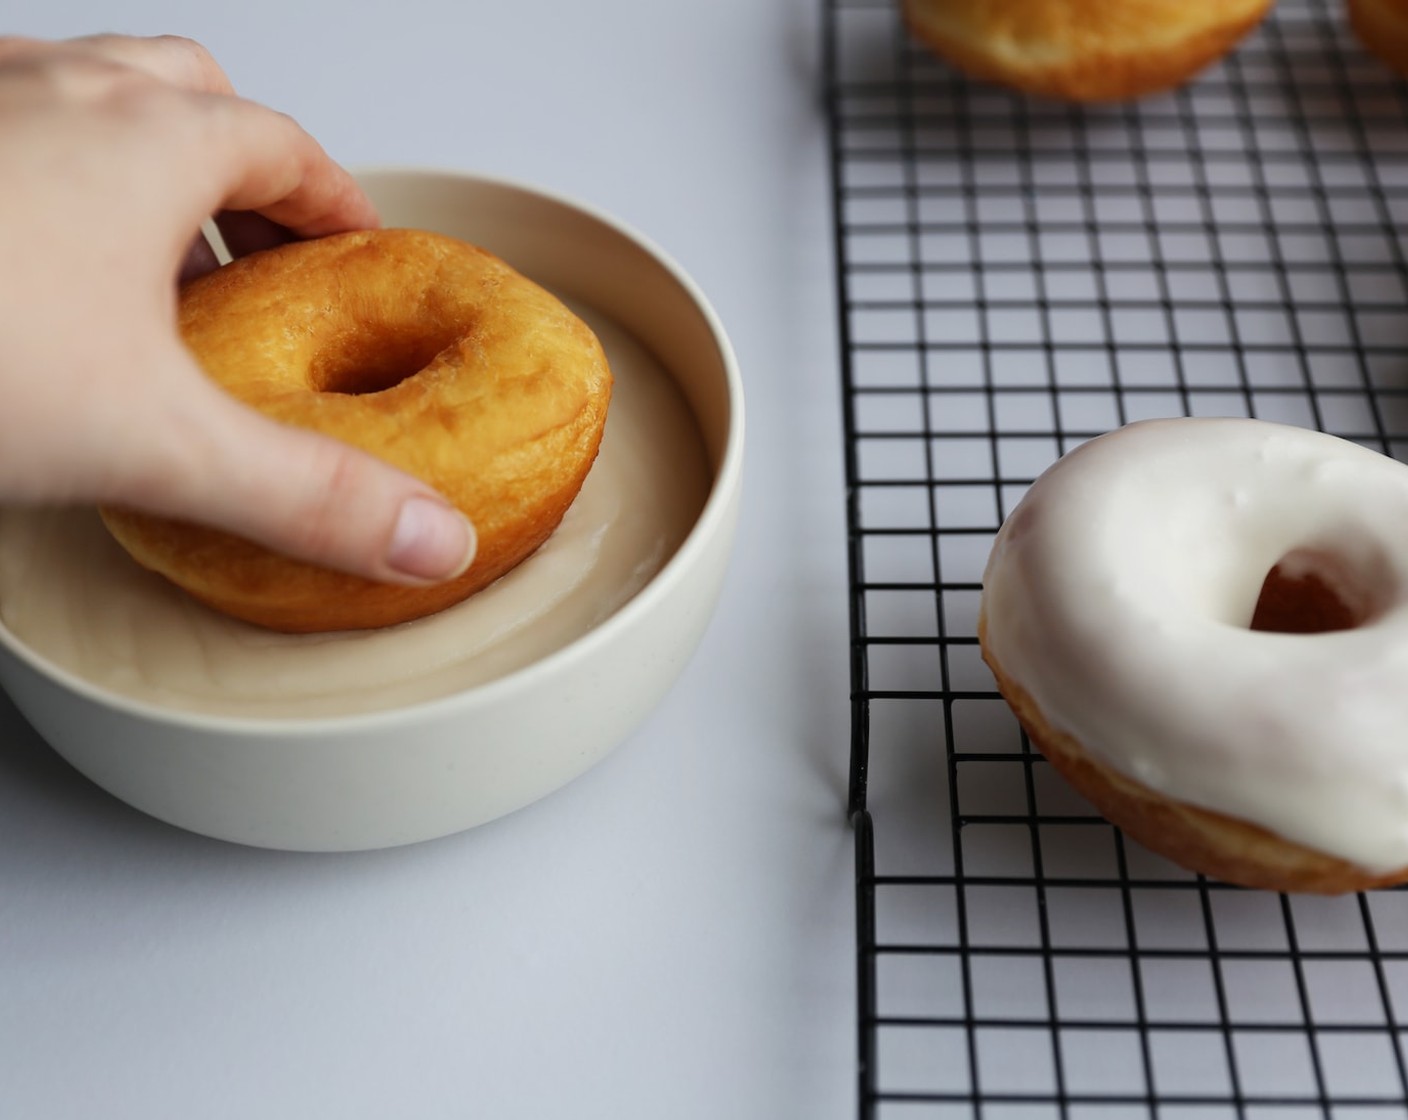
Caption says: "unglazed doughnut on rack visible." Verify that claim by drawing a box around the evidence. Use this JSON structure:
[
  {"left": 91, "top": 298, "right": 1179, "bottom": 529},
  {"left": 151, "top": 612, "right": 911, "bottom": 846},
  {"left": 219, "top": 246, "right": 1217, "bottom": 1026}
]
[
  {"left": 1351, "top": 0, "right": 1408, "bottom": 77},
  {"left": 901, "top": 0, "right": 1275, "bottom": 102},
  {"left": 826, "top": 0, "right": 1408, "bottom": 1113}
]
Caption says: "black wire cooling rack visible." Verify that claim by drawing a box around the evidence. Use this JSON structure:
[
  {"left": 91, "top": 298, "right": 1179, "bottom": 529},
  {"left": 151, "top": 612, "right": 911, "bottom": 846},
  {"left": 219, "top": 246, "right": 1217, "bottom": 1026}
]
[{"left": 825, "top": 1, "right": 1408, "bottom": 1115}]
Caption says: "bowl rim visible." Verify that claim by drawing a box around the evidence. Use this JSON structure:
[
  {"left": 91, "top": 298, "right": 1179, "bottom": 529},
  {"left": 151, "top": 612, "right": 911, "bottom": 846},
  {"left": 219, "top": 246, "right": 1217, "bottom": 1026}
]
[{"left": 0, "top": 166, "right": 745, "bottom": 736}]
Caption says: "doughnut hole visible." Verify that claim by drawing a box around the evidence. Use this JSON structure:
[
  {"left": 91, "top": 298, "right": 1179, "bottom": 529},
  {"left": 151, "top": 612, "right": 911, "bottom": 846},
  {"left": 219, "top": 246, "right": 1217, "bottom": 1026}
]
[
  {"left": 309, "top": 322, "right": 464, "bottom": 396},
  {"left": 1250, "top": 548, "right": 1390, "bottom": 634}
]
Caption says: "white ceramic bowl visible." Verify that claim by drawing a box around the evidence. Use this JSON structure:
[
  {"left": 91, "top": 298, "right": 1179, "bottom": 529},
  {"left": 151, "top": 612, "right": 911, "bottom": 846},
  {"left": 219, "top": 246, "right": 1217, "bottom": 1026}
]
[{"left": 0, "top": 169, "right": 744, "bottom": 851}]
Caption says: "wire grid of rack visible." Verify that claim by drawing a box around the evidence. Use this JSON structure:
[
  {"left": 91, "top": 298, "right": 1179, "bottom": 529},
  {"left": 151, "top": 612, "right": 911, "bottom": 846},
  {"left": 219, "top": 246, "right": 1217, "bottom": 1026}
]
[{"left": 825, "top": 1, "right": 1408, "bottom": 1115}]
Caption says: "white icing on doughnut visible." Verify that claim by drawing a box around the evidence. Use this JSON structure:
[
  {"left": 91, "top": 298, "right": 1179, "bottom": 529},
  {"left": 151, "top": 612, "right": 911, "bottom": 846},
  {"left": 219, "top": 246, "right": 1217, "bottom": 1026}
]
[{"left": 981, "top": 417, "right": 1408, "bottom": 873}]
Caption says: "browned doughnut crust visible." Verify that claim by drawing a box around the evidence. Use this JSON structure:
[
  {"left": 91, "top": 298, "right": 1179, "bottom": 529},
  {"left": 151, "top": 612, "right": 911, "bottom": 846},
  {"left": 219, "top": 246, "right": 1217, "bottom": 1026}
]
[
  {"left": 902, "top": 0, "right": 1274, "bottom": 102},
  {"left": 101, "top": 228, "right": 612, "bottom": 633},
  {"left": 1350, "top": 0, "right": 1408, "bottom": 77},
  {"left": 977, "top": 610, "right": 1408, "bottom": 894}
]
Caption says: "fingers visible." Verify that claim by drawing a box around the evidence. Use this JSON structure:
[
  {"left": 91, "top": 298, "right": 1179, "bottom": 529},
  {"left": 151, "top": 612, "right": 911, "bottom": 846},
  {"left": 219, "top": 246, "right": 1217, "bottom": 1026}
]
[
  {"left": 1, "top": 33, "right": 380, "bottom": 241},
  {"left": 190, "top": 95, "right": 380, "bottom": 237},
  {"left": 66, "top": 34, "right": 237, "bottom": 95},
  {"left": 0, "top": 33, "right": 407, "bottom": 582},
  {"left": 114, "top": 375, "right": 475, "bottom": 586},
  {"left": 0, "top": 33, "right": 236, "bottom": 95},
  {"left": 200, "top": 395, "right": 476, "bottom": 585}
]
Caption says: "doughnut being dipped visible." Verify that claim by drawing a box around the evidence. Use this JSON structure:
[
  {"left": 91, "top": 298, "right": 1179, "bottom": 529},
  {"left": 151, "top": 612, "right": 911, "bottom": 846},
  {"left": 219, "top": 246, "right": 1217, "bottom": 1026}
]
[
  {"left": 979, "top": 418, "right": 1408, "bottom": 894},
  {"left": 101, "top": 228, "right": 613, "bottom": 633},
  {"left": 902, "top": 0, "right": 1274, "bottom": 102}
]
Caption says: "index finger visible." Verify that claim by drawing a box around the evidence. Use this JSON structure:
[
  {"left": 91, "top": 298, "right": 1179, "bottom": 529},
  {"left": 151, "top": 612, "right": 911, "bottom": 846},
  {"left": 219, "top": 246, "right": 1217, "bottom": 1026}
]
[{"left": 191, "top": 93, "right": 379, "bottom": 239}]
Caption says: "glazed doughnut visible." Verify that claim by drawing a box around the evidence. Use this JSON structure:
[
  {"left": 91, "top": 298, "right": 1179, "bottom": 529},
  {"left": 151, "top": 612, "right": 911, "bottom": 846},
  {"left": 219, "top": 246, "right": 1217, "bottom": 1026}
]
[
  {"left": 101, "top": 228, "right": 613, "bottom": 633},
  {"left": 979, "top": 418, "right": 1408, "bottom": 894},
  {"left": 902, "top": 0, "right": 1274, "bottom": 102},
  {"left": 1350, "top": 0, "right": 1408, "bottom": 78}
]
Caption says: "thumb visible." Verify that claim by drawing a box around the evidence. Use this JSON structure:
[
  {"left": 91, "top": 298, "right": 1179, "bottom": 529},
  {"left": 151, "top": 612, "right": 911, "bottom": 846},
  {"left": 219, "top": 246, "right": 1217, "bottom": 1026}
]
[{"left": 119, "top": 379, "right": 476, "bottom": 586}]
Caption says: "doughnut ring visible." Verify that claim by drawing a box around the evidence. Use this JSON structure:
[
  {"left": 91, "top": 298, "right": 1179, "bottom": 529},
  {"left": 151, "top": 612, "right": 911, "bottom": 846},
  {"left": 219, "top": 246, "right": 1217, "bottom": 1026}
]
[
  {"left": 901, "top": 0, "right": 1274, "bottom": 102},
  {"left": 101, "top": 228, "right": 613, "bottom": 633},
  {"left": 979, "top": 418, "right": 1408, "bottom": 893}
]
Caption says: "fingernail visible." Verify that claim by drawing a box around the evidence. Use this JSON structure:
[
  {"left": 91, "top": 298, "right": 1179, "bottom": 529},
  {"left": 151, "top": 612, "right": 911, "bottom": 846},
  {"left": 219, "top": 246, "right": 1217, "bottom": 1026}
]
[{"left": 386, "top": 497, "right": 476, "bottom": 582}]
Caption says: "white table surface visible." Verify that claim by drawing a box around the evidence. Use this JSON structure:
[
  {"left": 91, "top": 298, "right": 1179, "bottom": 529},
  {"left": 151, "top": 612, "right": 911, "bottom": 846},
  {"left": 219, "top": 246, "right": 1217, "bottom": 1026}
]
[{"left": 0, "top": 3, "right": 855, "bottom": 1117}]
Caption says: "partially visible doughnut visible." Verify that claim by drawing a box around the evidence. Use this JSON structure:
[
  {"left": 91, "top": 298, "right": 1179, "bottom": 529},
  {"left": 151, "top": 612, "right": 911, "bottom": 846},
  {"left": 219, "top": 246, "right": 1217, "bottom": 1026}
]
[
  {"left": 979, "top": 418, "right": 1408, "bottom": 893},
  {"left": 901, "top": 0, "right": 1275, "bottom": 102},
  {"left": 101, "top": 228, "right": 613, "bottom": 633},
  {"left": 1350, "top": 0, "right": 1408, "bottom": 78}
]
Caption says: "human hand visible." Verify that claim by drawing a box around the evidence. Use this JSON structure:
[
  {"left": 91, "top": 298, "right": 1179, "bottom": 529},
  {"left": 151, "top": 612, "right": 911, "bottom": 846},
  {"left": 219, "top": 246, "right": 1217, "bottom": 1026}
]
[{"left": 0, "top": 34, "right": 475, "bottom": 585}]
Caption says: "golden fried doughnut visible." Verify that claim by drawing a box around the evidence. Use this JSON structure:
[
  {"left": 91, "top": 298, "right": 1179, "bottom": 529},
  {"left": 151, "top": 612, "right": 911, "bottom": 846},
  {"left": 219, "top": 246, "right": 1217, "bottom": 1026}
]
[
  {"left": 1350, "top": 0, "right": 1408, "bottom": 78},
  {"left": 101, "top": 228, "right": 613, "bottom": 633},
  {"left": 902, "top": 0, "right": 1274, "bottom": 102},
  {"left": 979, "top": 418, "right": 1408, "bottom": 894}
]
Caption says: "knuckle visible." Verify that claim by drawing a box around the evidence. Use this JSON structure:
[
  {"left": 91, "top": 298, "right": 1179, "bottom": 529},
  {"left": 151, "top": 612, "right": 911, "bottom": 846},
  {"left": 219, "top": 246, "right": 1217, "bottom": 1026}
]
[
  {"left": 146, "top": 34, "right": 230, "bottom": 92},
  {"left": 149, "top": 33, "right": 204, "bottom": 57}
]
